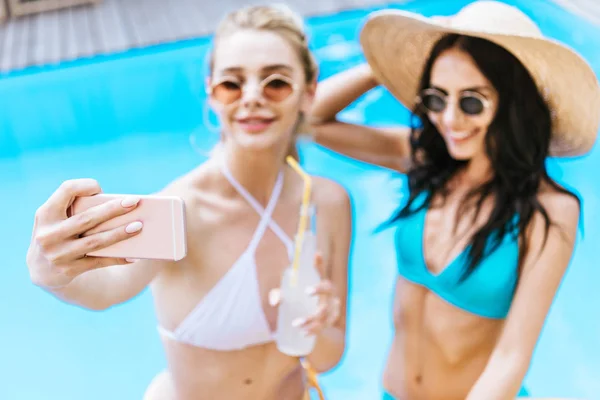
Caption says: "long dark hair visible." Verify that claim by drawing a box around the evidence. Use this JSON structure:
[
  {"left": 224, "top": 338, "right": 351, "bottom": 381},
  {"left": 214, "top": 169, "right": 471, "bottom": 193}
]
[{"left": 388, "top": 34, "right": 579, "bottom": 281}]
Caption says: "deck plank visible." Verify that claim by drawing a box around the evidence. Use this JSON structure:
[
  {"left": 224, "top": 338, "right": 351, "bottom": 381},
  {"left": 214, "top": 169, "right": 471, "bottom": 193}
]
[
  {"left": 71, "top": 6, "right": 95, "bottom": 61},
  {"left": 37, "top": 10, "right": 61, "bottom": 66},
  {"left": 97, "top": 0, "right": 133, "bottom": 54},
  {"left": 62, "top": 8, "right": 78, "bottom": 62},
  {"left": 28, "top": 13, "right": 46, "bottom": 66},
  {"left": 9, "top": 13, "right": 30, "bottom": 70}
]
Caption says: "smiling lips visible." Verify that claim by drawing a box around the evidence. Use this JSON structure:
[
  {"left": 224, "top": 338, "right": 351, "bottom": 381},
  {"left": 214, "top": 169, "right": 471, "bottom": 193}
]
[
  {"left": 446, "top": 130, "right": 478, "bottom": 143},
  {"left": 236, "top": 116, "right": 276, "bottom": 133}
]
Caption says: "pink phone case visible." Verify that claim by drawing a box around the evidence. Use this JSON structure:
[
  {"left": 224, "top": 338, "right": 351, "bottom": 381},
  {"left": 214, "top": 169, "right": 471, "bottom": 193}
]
[{"left": 69, "top": 194, "right": 187, "bottom": 261}]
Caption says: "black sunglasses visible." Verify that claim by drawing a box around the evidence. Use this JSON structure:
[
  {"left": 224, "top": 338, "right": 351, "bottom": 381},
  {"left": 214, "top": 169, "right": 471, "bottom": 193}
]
[{"left": 417, "top": 88, "right": 491, "bottom": 116}]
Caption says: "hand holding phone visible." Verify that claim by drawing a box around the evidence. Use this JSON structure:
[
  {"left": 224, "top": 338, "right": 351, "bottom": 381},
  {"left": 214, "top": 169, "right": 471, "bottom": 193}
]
[
  {"left": 26, "top": 179, "right": 187, "bottom": 290},
  {"left": 70, "top": 193, "right": 187, "bottom": 261}
]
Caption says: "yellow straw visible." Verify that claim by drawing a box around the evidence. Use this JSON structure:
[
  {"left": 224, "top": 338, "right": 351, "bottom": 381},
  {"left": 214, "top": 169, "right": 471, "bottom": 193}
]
[{"left": 285, "top": 156, "right": 312, "bottom": 283}]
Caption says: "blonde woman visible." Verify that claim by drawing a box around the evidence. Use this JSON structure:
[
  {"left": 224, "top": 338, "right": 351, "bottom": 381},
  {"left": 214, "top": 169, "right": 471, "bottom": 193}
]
[{"left": 26, "top": 5, "right": 351, "bottom": 400}]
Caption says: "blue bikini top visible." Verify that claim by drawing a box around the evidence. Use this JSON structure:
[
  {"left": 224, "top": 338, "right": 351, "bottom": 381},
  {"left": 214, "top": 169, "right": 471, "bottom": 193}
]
[
  {"left": 393, "top": 172, "right": 583, "bottom": 320},
  {"left": 394, "top": 191, "right": 520, "bottom": 319}
]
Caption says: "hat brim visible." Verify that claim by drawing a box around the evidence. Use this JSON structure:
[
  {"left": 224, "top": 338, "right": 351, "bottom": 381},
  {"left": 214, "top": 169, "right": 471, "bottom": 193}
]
[{"left": 359, "top": 9, "right": 600, "bottom": 157}]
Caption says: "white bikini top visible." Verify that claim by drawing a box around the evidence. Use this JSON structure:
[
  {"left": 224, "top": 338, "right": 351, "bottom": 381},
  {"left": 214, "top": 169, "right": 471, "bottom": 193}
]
[{"left": 158, "top": 162, "right": 295, "bottom": 350}]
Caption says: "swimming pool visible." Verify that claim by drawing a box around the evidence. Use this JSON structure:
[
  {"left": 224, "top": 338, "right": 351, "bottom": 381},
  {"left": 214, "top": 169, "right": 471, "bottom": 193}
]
[{"left": 1, "top": 0, "right": 599, "bottom": 399}]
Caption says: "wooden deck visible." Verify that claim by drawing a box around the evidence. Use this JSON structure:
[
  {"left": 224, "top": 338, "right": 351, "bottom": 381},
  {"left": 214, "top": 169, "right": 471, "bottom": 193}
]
[
  {"left": 0, "top": 0, "right": 599, "bottom": 74},
  {"left": 0, "top": 0, "right": 393, "bottom": 74}
]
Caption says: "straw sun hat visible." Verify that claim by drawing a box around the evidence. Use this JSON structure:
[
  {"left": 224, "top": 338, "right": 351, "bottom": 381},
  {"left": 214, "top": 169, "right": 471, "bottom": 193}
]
[{"left": 359, "top": 0, "right": 600, "bottom": 157}]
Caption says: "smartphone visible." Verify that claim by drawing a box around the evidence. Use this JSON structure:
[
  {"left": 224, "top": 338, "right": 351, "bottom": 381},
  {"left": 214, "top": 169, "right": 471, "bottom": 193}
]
[{"left": 69, "top": 193, "right": 187, "bottom": 261}]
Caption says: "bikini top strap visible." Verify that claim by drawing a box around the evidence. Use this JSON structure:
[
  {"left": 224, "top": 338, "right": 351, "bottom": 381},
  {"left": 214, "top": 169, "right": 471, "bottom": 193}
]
[{"left": 220, "top": 161, "right": 294, "bottom": 255}]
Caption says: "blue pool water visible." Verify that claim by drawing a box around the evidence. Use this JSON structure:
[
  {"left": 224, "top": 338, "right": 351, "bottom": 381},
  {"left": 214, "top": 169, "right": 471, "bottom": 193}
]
[{"left": 1, "top": 0, "right": 600, "bottom": 399}]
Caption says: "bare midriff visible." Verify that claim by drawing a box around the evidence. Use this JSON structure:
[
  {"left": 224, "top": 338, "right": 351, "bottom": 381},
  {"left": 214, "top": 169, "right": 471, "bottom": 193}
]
[
  {"left": 383, "top": 279, "right": 504, "bottom": 400},
  {"left": 149, "top": 339, "right": 306, "bottom": 400}
]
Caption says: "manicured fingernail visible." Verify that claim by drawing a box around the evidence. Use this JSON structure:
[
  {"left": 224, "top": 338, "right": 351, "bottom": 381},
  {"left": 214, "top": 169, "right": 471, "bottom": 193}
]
[
  {"left": 125, "top": 221, "right": 143, "bottom": 233},
  {"left": 125, "top": 258, "right": 139, "bottom": 263},
  {"left": 292, "top": 318, "right": 305, "bottom": 327},
  {"left": 121, "top": 196, "right": 140, "bottom": 208},
  {"left": 305, "top": 286, "right": 316, "bottom": 295},
  {"left": 269, "top": 289, "right": 281, "bottom": 306}
]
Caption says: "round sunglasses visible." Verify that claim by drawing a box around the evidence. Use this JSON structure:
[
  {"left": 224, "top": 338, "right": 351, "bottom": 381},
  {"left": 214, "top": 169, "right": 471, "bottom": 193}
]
[
  {"left": 417, "top": 88, "right": 491, "bottom": 116},
  {"left": 207, "top": 74, "right": 299, "bottom": 105}
]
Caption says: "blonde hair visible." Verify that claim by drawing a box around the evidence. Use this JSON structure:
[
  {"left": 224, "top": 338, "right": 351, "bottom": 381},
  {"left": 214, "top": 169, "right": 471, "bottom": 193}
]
[{"left": 208, "top": 4, "right": 318, "bottom": 159}]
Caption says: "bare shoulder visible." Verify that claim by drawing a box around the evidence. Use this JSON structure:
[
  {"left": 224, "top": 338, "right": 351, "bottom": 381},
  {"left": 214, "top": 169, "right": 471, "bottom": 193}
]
[
  {"left": 157, "top": 163, "right": 212, "bottom": 198},
  {"left": 311, "top": 176, "right": 352, "bottom": 239},
  {"left": 154, "top": 162, "right": 219, "bottom": 240},
  {"left": 525, "top": 183, "right": 581, "bottom": 255},
  {"left": 312, "top": 175, "right": 351, "bottom": 211},
  {"left": 537, "top": 183, "right": 581, "bottom": 229}
]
